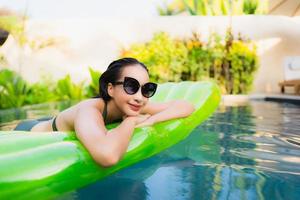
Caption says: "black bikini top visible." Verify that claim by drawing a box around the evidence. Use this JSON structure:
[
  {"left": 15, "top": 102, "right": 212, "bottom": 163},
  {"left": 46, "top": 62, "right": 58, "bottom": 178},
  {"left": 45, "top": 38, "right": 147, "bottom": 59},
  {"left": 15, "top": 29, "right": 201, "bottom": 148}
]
[
  {"left": 102, "top": 101, "right": 108, "bottom": 124},
  {"left": 102, "top": 101, "right": 122, "bottom": 125},
  {"left": 51, "top": 99, "right": 118, "bottom": 131},
  {"left": 52, "top": 116, "right": 58, "bottom": 131}
]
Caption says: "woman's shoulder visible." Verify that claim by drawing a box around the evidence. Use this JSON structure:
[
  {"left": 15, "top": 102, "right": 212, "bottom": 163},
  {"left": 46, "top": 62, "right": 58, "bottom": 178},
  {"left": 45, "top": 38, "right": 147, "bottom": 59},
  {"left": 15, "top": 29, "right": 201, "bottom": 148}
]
[
  {"left": 60, "top": 98, "right": 105, "bottom": 118},
  {"left": 76, "top": 97, "right": 105, "bottom": 112}
]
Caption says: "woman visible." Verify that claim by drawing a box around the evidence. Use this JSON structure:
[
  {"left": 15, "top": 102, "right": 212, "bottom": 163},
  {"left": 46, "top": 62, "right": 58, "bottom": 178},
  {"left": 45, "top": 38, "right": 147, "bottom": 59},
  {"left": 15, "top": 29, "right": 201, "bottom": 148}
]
[{"left": 14, "top": 58, "right": 195, "bottom": 167}]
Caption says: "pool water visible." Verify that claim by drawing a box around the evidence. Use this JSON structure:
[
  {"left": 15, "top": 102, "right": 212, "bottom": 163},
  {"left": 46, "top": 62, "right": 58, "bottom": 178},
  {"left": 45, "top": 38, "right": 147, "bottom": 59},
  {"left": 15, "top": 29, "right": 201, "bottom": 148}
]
[
  {"left": 0, "top": 100, "right": 78, "bottom": 130},
  {"left": 1, "top": 100, "right": 300, "bottom": 200}
]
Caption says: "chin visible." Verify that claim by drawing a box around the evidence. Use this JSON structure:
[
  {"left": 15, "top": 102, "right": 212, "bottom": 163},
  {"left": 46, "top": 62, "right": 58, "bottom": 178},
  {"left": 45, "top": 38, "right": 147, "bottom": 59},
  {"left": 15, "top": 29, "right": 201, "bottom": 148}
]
[
  {"left": 126, "top": 108, "right": 140, "bottom": 116},
  {"left": 127, "top": 110, "right": 140, "bottom": 116}
]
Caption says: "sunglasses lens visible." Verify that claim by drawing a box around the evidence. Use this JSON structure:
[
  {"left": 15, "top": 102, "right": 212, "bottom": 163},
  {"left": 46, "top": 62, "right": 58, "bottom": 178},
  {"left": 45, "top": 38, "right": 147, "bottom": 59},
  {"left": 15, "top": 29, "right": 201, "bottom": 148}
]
[
  {"left": 142, "top": 83, "right": 157, "bottom": 98},
  {"left": 123, "top": 78, "right": 139, "bottom": 95}
]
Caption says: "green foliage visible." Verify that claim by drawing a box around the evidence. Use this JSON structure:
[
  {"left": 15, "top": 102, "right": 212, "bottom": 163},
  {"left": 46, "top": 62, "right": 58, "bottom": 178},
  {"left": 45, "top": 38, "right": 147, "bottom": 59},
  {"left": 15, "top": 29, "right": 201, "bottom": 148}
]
[
  {"left": 227, "top": 40, "right": 258, "bottom": 94},
  {"left": 54, "top": 75, "right": 85, "bottom": 101},
  {"left": 0, "top": 69, "right": 29, "bottom": 109},
  {"left": 0, "top": 68, "right": 102, "bottom": 109},
  {"left": 25, "top": 82, "right": 57, "bottom": 105},
  {"left": 122, "top": 32, "right": 188, "bottom": 82},
  {"left": 158, "top": 0, "right": 268, "bottom": 16},
  {"left": 85, "top": 67, "right": 102, "bottom": 97},
  {"left": 122, "top": 30, "right": 259, "bottom": 94},
  {"left": 0, "top": 70, "right": 57, "bottom": 109},
  {"left": 0, "top": 29, "right": 258, "bottom": 109}
]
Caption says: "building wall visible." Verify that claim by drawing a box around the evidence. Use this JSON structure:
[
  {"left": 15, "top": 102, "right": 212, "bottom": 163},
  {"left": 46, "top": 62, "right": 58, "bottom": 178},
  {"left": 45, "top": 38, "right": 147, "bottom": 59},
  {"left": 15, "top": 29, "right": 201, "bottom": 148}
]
[{"left": 1, "top": 16, "right": 299, "bottom": 93}]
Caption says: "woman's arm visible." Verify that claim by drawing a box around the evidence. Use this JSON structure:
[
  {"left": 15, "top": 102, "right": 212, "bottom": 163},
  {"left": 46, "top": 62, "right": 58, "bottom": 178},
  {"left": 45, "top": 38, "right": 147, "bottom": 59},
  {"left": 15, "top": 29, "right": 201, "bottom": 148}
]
[
  {"left": 136, "top": 100, "right": 195, "bottom": 127},
  {"left": 74, "top": 105, "right": 149, "bottom": 167}
]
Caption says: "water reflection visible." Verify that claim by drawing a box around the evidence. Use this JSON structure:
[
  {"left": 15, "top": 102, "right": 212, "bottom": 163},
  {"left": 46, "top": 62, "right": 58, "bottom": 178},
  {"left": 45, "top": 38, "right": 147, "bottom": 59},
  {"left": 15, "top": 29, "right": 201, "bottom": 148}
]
[{"left": 1, "top": 101, "right": 300, "bottom": 200}]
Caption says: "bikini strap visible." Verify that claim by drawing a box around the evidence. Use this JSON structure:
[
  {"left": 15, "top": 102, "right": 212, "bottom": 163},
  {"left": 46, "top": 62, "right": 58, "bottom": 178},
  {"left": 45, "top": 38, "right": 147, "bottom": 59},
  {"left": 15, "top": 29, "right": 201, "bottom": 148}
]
[
  {"left": 52, "top": 116, "right": 58, "bottom": 131},
  {"left": 101, "top": 100, "right": 122, "bottom": 124},
  {"left": 102, "top": 101, "right": 108, "bottom": 124}
]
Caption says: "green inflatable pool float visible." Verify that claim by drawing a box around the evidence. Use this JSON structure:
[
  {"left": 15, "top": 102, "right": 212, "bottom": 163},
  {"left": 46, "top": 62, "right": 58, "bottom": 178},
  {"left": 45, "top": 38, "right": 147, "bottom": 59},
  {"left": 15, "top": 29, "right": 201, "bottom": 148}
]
[{"left": 0, "top": 81, "right": 221, "bottom": 199}]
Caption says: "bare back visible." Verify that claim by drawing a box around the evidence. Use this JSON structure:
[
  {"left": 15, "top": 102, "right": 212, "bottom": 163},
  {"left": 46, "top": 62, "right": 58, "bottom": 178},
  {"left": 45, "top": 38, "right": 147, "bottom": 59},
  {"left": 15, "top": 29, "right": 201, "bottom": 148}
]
[{"left": 31, "top": 98, "right": 105, "bottom": 132}]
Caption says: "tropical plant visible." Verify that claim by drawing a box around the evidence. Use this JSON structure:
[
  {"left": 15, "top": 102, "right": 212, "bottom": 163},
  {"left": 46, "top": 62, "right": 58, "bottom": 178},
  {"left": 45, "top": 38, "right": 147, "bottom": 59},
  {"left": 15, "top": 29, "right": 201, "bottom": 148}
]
[
  {"left": 121, "top": 32, "right": 188, "bottom": 82},
  {"left": 227, "top": 39, "right": 258, "bottom": 94},
  {"left": 158, "top": 0, "right": 268, "bottom": 16},
  {"left": 85, "top": 67, "right": 102, "bottom": 97},
  {"left": 121, "top": 30, "right": 259, "bottom": 94},
  {"left": 0, "top": 66, "right": 105, "bottom": 109},
  {"left": 25, "top": 81, "right": 57, "bottom": 105},
  {"left": 0, "top": 69, "right": 29, "bottom": 109},
  {"left": 54, "top": 75, "right": 85, "bottom": 101}
]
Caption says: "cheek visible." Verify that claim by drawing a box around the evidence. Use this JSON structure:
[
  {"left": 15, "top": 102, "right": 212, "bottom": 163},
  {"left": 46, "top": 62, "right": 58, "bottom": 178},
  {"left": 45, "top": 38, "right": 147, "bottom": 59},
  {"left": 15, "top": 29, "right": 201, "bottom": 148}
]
[
  {"left": 114, "top": 87, "right": 128, "bottom": 100},
  {"left": 114, "top": 88, "right": 149, "bottom": 115},
  {"left": 114, "top": 89, "right": 133, "bottom": 113}
]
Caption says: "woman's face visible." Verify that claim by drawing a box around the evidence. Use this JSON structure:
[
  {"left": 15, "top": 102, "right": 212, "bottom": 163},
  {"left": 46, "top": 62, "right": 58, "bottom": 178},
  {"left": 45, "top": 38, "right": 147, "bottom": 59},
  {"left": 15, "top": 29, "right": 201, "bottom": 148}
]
[{"left": 108, "top": 64, "right": 150, "bottom": 116}]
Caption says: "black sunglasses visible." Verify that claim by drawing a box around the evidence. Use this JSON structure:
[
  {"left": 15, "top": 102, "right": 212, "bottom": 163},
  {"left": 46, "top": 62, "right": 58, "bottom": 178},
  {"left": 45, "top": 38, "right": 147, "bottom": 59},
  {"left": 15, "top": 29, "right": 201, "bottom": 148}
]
[{"left": 112, "top": 77, "right": 157, "bottom": 98}]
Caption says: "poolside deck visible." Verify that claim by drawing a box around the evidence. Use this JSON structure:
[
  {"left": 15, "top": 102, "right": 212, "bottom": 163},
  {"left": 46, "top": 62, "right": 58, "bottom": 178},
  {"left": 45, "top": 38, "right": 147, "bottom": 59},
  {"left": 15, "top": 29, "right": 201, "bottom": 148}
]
[
  {"left": 222, "top": 93, "right": 300, "bottom": 106},
  {"left": 251, "top": 93, "right": 300, "bottom": 105}
]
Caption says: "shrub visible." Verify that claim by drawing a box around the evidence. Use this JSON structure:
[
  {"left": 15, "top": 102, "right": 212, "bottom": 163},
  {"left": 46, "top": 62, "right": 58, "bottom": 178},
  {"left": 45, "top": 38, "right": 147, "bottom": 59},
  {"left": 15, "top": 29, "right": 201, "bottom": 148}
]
[
  {"left": 85, "top": 67, "right": 102, "bottom": 98},
  {"left": 158, "top": 0, "right": 268, "bottom": 16},
  {"left": 54, "top": 75, "right": 85, "bottom": 101},
  {"left": 121, "top": 30, "right": 259, "bottom": 94},
  {"left": 0, "top": 69, "right": 29, "bottom": 109},
  {"left": 0, "top": 68, "right": 102, "bottom": 109}
]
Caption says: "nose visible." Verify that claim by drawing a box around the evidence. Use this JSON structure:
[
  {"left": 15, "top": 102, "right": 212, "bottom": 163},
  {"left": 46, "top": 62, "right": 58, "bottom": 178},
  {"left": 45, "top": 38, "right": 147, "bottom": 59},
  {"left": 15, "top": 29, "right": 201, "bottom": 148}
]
[{"left": 133, "top": 87, "right": 144, "bottom": 103}]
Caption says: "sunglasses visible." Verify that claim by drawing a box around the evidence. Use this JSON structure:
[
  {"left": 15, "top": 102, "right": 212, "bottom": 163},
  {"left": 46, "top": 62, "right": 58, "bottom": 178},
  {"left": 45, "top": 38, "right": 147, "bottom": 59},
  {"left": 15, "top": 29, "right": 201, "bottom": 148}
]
[{"left": 112, "top": 77, "right": 157, "bottom": 98}]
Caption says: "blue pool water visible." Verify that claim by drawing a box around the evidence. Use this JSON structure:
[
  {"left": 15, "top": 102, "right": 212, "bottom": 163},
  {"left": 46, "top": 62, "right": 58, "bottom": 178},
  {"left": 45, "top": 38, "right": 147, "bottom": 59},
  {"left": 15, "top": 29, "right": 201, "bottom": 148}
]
[{"left": 1, "top": 100, "right": 300, "bottom": 199}]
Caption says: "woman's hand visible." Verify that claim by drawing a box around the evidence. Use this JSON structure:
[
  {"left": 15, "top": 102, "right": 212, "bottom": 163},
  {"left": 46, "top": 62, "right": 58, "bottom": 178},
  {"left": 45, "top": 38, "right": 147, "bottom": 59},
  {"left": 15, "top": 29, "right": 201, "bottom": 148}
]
[
  {"left": 135, "top": 117, "right": 155, "bottom": 128},
  {"left": 123, "top": 114, "right": 151, "bottom": 126}
]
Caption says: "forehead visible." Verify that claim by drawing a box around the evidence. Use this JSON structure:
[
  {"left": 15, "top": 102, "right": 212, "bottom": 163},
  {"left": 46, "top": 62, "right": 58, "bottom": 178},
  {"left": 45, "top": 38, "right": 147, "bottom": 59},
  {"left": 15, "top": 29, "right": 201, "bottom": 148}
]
[{"left": 120, "top": 65, "right": 149, "bottom": 84}]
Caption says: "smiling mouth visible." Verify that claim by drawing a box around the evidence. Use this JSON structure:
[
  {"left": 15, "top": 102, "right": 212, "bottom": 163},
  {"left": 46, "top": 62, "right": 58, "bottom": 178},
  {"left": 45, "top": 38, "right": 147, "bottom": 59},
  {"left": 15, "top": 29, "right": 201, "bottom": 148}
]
[{"left": 128, "top": 103, "right": 141, "bottom": 111}]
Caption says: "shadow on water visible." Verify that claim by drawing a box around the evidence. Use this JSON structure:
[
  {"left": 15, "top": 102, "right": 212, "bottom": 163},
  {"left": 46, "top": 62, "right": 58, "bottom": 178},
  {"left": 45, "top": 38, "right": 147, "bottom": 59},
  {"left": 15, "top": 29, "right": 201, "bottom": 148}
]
[{"left": 1, "top": 100, "right": 300, "bottom": 199}]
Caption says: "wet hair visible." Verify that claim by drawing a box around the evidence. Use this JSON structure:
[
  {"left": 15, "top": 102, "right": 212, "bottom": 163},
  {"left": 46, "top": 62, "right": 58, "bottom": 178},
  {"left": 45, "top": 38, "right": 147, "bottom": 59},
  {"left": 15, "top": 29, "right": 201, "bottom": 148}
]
[{"left": 97, "top": 57, "right": 149, "bottom": 102}]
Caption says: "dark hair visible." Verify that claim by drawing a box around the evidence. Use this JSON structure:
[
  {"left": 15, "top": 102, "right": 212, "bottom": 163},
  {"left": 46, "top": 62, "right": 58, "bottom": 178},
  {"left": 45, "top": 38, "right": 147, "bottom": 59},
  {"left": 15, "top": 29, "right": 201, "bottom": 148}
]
[{"left": 97, "top": 57, "right": 148, "bottom": 102}]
